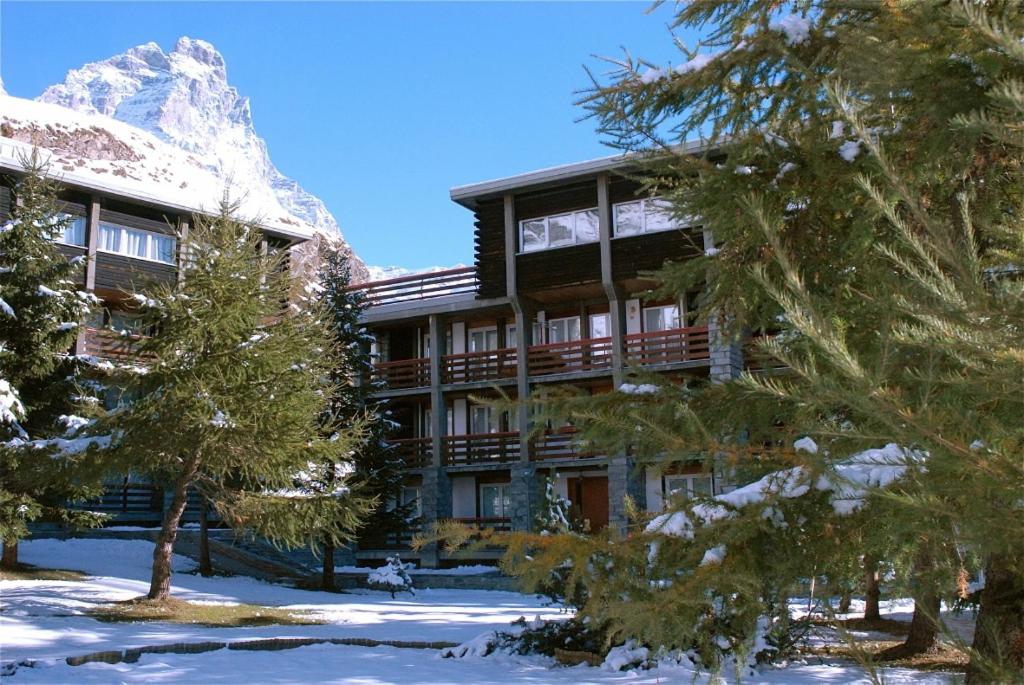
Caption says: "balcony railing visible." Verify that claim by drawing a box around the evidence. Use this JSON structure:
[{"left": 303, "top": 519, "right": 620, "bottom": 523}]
[
  {"left": 744, "top": 335, "right": 788, "bottom": 372},
  {"left": 350, "top": 267, "right": 479, "bottom": 307},
  {"left": 443, "top": 347, "right": 517, "bottom": 384},
  {"left": 443, "top": 431, "right": 520, "bottom": 466},
  {"left": 453, "top": 517, "right": 512, "bottom": 533},
  {"left": 530, "top": 427, "right": 591, "bottom": 461},
  {"left": 625, "top": 326, "right": 709, "bottom": 366},
  {"left": 371, "top": 357, "right": 430, "bottom": 389},
  {"left": 527, "top": 337, "right": 614, "bottom": 376},
  {"left": 82, "top": 327, "right": 147, "bottom": 359},
  {"left": 390, "top": 436, "right": 432, "bottom": 469}
]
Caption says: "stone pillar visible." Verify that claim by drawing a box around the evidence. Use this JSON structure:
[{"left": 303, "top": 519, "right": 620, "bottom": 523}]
[
  {"left": 708, "top": 313, "right": 744, "bottom": 381},
  {"left": 510, "top": 462, "right": 538, "bottom": 532},
  {"left": 417, "top": 466, "right": 451, "bottom": 568},
  {"left": 608, "top": 456, "right": 646, "bottom": 535},
  {"left": 76, "top": 197, "right": 102, "bottom": 355}
]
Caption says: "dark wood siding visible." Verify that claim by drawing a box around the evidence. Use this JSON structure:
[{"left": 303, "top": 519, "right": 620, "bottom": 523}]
[
  {"left": 57, "top": 245, "right": 88, "bottom": 286},
  {"left": 608, "top": 176, "right": 646, "bottom": 205},
  {"left": 610, "top": 228, "right": 703, "bottom": 281},
  {"left": 99, "top": 207, "right": 177, "bottom": 235},
  {"left": 95, "top": 252, "right": 177, "bottom": 291},
  {"left": 0, "top": 185, "right": 12, "bottom": 222},
  {"left": 517, "top": 242, "right": 602, "bottom": 292},
  {"left": 514, "top": 181, "right": 598, "bottom": 222},
  {"left": 474, "top": 198, "right": 506, "bottom": 299}
]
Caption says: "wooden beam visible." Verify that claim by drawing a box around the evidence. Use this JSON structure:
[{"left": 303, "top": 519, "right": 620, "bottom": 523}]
[
  {"left": 503, "top": 193, "right": 517, "bottom": 298},
  {"left": 598, "top": 174, "right": 625, "bottom": 385}
]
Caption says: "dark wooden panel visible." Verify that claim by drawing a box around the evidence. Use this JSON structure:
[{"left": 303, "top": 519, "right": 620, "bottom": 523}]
[
  {"left": 99, "top": 207, "right": 177, "bottom": 235},
  {"left": 57, "top": 245, "right": 88, "bottom": 286},
  {"left": 517, "top": 242, "right": 601, "bottom": 292},
  {"left": 0, "top": 185, "right": 10, "bottom": 222},
  {"left": 95, "top": 252, "right": 177, "bottom": 291},
  {"left": 610, "top": 229, "right": 703, "bottom": 281},
  {"left": 474, "top": 198, "right": 506, "bottom": 299},
  {"left": 514, "top": 181, "right": 597, "bottom": 222},
  {"left": 608, "top": 176, "right": 646, "bottom": 205}
]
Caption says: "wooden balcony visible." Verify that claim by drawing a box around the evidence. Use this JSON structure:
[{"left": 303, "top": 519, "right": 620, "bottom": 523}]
[
  {"left": 530, "top": 427, "right": 592, "bottom": 461},
  {"left": 442, "top": 347, "right": 517, "bottom": 384},
  {"left": 371, "top": 357, "right": 430, "bottom": 389},
  {"left": 350, "top": 267, "right": 478, "bottom": 307},
  {"left": 81, "top": 327, "right": 147, "bottom": 360},
  {"left": 744, "top": 335, "right": 788, "bottom": 373},
  {"left": 527, "top": 337, "right": 614, "bottom": 376},
  {"left": 390, "top": 436, "right": 432, "bottom": 469},
  {"left": 443, "top": 431, "right": 520, "bottom": 466},
  {"left": 625, "top": 326, "right": 710, "bottom": 366}
]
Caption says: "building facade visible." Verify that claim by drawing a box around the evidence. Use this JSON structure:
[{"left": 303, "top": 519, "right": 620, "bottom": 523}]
[{"left": 351, "top": 153, "right": 751, "bottom": 567}]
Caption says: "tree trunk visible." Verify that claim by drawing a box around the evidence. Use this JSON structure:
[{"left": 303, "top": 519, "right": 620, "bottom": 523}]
[
  {"left": 2, "top": 541, "right": 18, "bottom": 568},
  {"left": 864, "top": 555, "right": 881, "bottom": 621},
  {"left": 966, "top": 555, "right": 1024, "bottom": 684},
  {"left": 198, "top": 498, "right": 212, "bottom": 577},
  {"left": 148, "top": 460, "right": 199, "bottom": 601},
  {"left": 839, "top": 589, "right": 852, "bottom": 614},
  {"left": 322, "top": 541, "right": 335, "bottom": 591},
  {"left": 902, "top": 589, "right": 941, "bottom": 654}
]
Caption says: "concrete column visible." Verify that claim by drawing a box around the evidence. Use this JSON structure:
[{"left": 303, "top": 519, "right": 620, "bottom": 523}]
[
  {"left": 708, "top": 313, "right": 744, "bottom": 381},
  {"left": 510, "top": 462, "right": 538, "bottom": 532},
  {"left": 417, "top": 466, "right": 451, "bottom": 568},
  {"left": 428, "top": 314, "right": 445, "bottom": 466},
  {"left": 510, "top": 297, "right": 532, "bottom": 461},
  {"left": 608, "top": 456, "right": 645, "bottom": 535},
  {"left": 598, "top": 174, "right": 626, "bottom": 386},
  {"left": 76, "top": 197, "right": 101, "bottom": 355},
  {"left": 176, "top": 217, "right": 190, "bottom": 287}
]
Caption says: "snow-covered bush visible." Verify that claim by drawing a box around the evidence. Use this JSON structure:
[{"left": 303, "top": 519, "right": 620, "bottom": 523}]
[{"left": 366, "top": 555, "right": 413, "bottom": 597}]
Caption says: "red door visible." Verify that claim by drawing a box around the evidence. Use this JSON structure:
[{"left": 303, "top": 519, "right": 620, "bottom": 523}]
[{"left": 568, "top": 476, "right": 609, "bottom": 532}]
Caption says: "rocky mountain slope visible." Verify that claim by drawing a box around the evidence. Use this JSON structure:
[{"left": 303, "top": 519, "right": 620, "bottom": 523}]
[{"left": 2, "top": 37, "right": 367, "bottom": 282}]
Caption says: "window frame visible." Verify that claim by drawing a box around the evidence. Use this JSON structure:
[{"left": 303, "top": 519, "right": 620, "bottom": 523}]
[
  {"left": 96, "top": 221, "right": 177, "bottom": 265},
  {"left": 479, "top": 482, "right": 511, "bottom": 519},
  {"left": 518, "top": 206, "right": 600, "bottom": 253},
  {"left": 52, "top": 213, "right": 87, "bottom": 247},
  {"left": 664, "top": 473, "right": 715, "bottom": 500},
  {"left": 612, "top": 197, "right": 693, "bottom": 238}
]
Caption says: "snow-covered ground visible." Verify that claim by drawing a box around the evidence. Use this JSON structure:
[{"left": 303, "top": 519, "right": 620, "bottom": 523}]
[{"left": 0, "top": 538, "right": 962, "bottom": 684}]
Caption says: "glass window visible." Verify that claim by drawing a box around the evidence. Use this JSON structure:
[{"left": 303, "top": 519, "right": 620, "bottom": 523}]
[
  {"left": 125, "top": 229, "right": 147, "bottom": 258},
  {"left": 401, "top": 486, "right": 422, "bottom": 519},
  {"left": 109, "top": 311, "right": 145, "bottom": 336},
  {"left": 151, "top": 234, "right": 175, "bottom": 263},
  {"left": 643, "top": 305, "right": 680, "bottom": 333},
  {"left": 470, "top": 405, "right": 500, "bottom": 434},
  {"left": 665, "top": 474, "right": 713, "bottom": 500},
  {"left": 521, "top": 219, "right": 546, "bottom": 252},
  {"left": 469, "top": 328, "right": 498, "bottom": 352},
  {"left": 480, "top": 483, "right": 510, "bottom": 519},
  {"left": 548, "top": 317, "right": 582, "bottom": 344},
  {"left": 547, "top": 214, "right": 574, "bottom": 246},
  {"left": 99, "top": 223, "right": 121, "bottom": 252},
  {"left": 589, "top": 313, "right": 611, "bottom": 339},
  {"left": 645, "top": 199, "right": 675, "bottom": 232},
  {"left": 54, "top": 215, "right": 86, "bottom": 246},
  {"left": 613, "top": 202, "right": 643, "bottom": 236},
  {"left": 575, "top": 209, "right": 599, "bottom": 243}
]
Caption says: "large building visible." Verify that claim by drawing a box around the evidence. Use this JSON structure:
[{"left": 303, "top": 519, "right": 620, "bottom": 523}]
[{"left": 350, "top": 151, "right": 754, "bottom": 567}]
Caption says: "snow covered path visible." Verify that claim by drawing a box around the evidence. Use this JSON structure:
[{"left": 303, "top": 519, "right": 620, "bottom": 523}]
[{"left": 0, "top": 538, "right": 961, "bottom": 684}]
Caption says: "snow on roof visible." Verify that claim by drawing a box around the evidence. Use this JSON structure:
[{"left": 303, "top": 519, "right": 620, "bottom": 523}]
[{"left": 0, "top": 94, "right": 316, "bottom": 241}]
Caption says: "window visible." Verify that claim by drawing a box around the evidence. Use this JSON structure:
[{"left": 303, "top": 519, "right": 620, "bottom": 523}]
[
  {"left": 468, "top": 327, "right": 498, "bottom": 353},
  {"left": 401, "top": 486, "right": 422, "bottom": 520},
  {"left": 470, "top": 405, "right": 503, "bottom": 434},
  {"left": 665, "top": 474, "right": 714, "bottom": 500},
  {"left": 643, "top": 305, "right": 681, "bottom": 333},
  {"left": 589, "top": 313, "right": 611, "bottom": 339},
  {"left": 109, "top": 311, "right": 147, "bottom": 336},
  {"left": 547, "top": 316, "right": 581, "bottom": 345},
  {"left": 52, "top": 214, "right": 86, "bottom": 246},
  {"left": 507, "top": 322, "right": 544, "bottom": 348},
  {"left": 98, "top": 221, "right": 176, "bottom": 264},
  {"left": 480, "top": 483, "right": 511, "bottom": 519},
  {"left": 519, "top": 207, "right": 600, "bottom": 252},
  {"left": 612, "top": 198, "right": 691, "bottom": 237}
]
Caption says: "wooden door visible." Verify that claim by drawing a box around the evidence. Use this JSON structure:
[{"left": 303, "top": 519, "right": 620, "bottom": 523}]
[{"left": 568, "top": 476, "right": 609, "bottom": 532}]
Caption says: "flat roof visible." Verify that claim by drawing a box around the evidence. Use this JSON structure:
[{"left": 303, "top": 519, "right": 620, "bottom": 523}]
[{"left": 449, "top": 139, "right": 709, "bottom": 209}]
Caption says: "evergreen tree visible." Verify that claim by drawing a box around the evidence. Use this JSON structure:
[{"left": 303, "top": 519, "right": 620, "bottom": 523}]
[
  {"left": 317, "top": 250, "right": 408, "bottom": 588},
  {"left": 425, "top": 1, "right": 1024, "bottom": 679},
  {"left": 0, "top": 154, "right": 104, "bottom": 568},
  {"left": 87, "top": 202, "right": 370, "bottom": 601}
]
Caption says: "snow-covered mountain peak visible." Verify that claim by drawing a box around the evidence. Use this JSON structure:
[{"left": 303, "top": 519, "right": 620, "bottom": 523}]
[{"left": 30, "top": 37, "right": 368, "bottom": 282}]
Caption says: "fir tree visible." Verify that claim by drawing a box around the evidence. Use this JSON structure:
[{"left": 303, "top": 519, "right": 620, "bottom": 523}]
[
  {"left": 87, "top": 202, "right": 370, "bottom": 601},
  {"left": 0, "top": 154, "right": 104, "bottom": 568},
  {"left": 317, "top": 250, "right": 408, "bottom": 588}
]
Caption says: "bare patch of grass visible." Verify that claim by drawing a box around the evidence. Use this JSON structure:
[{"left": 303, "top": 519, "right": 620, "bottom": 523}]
[
  {"left": 0, "top": 563, "right": 88, "bottom": 582},
  {"left": 88, "top": 597, "right": 325, "bottom": 627},
  {"left": 811, "top": 640, "right": 969, "bottom": 672}
]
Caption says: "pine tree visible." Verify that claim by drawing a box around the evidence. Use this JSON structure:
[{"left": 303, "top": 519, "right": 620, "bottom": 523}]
[
  {"left": 435, "top": 1, "right": 1024, "bottom": 678},
  {"left": 0, "top": 154, "right": 104, "bottom": 568},
  {"left": 317, "top": 250, "right": 408, "bottom": 588},
  {"left": 87, "top": 202, "right": 371, "bottom": 601}
]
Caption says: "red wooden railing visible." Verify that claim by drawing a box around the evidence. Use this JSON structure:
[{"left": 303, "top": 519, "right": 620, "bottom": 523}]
[
  {"left": 442, "top": 347, "right": 517, "bottom": 384},
  {"left": 349, "top": 267, "right": 478, "bottom": 307},
  {"left": 443, "top": 431, "right": 520, "bottom": 466},
  {"left": 527, "top": 337, "right": 614, "bottom": 376},
  {"left": 744, "top": 335, "right": 787, "bottom": 372},
  {"left": 625, "top": 326, "right": 709, "bottom": 366},
  {"left": 371, "top": 357, "right": 430, "bottom": 389},
  {"left": 82, "top": 327, "right": 147, "bottom": 359},
  {"left": 389, "top": 436, "right": 433, "bottom": 469},
  {"left": 530, "top": 427, "right": 591, "bottom": 461}
]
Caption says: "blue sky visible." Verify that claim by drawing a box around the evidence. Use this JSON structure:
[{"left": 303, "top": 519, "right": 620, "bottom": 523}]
[{"left": 1, "top": 2, "right": 693, "bottom": 270}]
